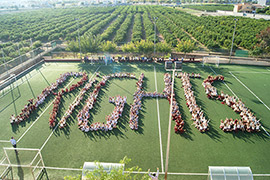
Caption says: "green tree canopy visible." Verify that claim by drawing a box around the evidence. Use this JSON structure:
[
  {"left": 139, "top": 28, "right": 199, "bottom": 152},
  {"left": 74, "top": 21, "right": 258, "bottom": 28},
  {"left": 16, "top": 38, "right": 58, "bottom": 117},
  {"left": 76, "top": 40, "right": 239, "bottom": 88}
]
[
  {"left": 256, "top": 27, "right": 270, "bottom": 55},
  {"left": 102, "top": 41, "right": 117, "bottom": 53},
  {"left": 122, "top": 42, "right": 136, "bottom": 54},
  {"left": 80, "top": 33, "right": 104, "bottom": 54},
  {"left": 64, "top": 157, "right": 149, "bottom": 180},
  {"left": 175, "top": 40, "right": 196, "bottom": 54},
  {"left": 156, "top": 42, "right": 172, "bottom": 55},
  {"left": 67, "top": 40, "right": 79, "bottom": 52}
]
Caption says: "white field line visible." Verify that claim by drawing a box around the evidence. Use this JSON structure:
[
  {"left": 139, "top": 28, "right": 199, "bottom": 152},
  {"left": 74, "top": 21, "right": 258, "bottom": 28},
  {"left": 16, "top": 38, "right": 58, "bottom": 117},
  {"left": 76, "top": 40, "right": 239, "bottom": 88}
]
[
  {"left": 0, "top": 140, "right": 10, "bottom": 143},
  {"left": 229, "top": 71, "right": 270, "bottom": 111},
  {"left": 0, "top": 164, "right": 270, "bottom": 177},
  {"left": 229, "top": 71, "right": 270, "bottom": 74},
  {"left": 164, "top": 70, "right": 175, "bottom": 177},
  {"left": 261, "top": 126, "right": 270, "bottom": 137},
  {"left": 209, "top": 67, "right": 238, "bottom": 98},
  {"left": 40, "top": 66, "right": 101, "bottom": 151},
  {"left": 154, "top": 66, "right": 164, "bottom": 173},
  {"left": 229, "top": 71, "right": 270, "bottom": 137},
  {"left": 0, "top": 157, "right": 7, "bottom": 164},
  {"left": 210, "top": 67, "right": 269, "bottom": 137},
  {"left": 267, "top": 68, "right": 270, "bottom": 71},
  {"left": 17, "top": 78, "right": 76, "bottom": 143},
  {"left": 0, "top": 166, "right": 10, "bottom": 178}
]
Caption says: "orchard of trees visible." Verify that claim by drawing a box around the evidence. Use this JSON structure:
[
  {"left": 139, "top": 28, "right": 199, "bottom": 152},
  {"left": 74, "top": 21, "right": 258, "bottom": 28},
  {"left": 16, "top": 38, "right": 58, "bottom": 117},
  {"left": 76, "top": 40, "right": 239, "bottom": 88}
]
[
  {"left": 182, "top": 4, "right": 234, "bottom": 12},
  {"left": 1, "top": 5, "right": 270, "bottom": 64}
]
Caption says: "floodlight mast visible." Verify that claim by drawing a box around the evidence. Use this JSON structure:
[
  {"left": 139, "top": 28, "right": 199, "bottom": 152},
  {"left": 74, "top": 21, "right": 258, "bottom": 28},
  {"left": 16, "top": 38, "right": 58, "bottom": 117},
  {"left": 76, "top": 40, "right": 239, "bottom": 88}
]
[
  {"left": 2, "top": 49, "right": 10, "bottom": 76},
  {"left": 17, "top": 43, "right": 23, "bottom": 69},
  {"left": 229, "top": 18, "right": 238, "bottom": 63},
  {"left": 75, "top": 18, "right": 82, "bottom": 60}
]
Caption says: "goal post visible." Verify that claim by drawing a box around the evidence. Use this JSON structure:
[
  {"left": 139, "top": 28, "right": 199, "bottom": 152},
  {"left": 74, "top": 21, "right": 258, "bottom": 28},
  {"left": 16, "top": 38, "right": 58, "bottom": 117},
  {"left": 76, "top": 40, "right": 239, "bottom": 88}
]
[
  {"left": 215, "top": 56, "right": 220, "bottom": 67},
  {"left": 0, "top": 148, "right": 46, "bottom": 180},
  {"left": 202, "top": 56, "right": 219, "bottom": 67}
]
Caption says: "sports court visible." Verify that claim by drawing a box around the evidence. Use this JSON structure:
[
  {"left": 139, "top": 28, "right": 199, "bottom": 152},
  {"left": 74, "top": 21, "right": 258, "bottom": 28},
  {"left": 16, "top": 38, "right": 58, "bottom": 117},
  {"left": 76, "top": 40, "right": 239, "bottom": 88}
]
[{"left": 0, "top": 62, "right": 269, "bottom": 180}]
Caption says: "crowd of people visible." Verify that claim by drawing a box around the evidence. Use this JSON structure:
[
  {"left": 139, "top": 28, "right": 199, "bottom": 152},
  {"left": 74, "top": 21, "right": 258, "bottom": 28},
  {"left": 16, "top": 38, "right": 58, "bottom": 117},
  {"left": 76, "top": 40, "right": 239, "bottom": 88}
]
[
  {"left": 10, "top": 72, "right": 83, "bottom": 124},
  {"left": 202, "top": 75, "right": 261, "bottom": 133},
  {"left": 59, "top": 78, "right": 97, "bottom": 129},
  {"left": 77, "top": 73, "right": 136, "bottom": 132},
  {"left": 163, "top": 73, "right": 185, "bottom": 134},
  {"left": 49, "top": 73, "right": 88, "bottom": 128},
  {"left": 175, "top": 72, "right": 201, "bottom": 79},
  {"left": 179, "top": 72, "right": 209, "bottom": 132},
  {"left": 129, "top": 73, "right": 144, "bottom": 130},
  {"left": 79, "top": 96, "right": 127, "bottom": 132},
  {"left": 202, "top": 75, "right": 224, "bottom": 99}
]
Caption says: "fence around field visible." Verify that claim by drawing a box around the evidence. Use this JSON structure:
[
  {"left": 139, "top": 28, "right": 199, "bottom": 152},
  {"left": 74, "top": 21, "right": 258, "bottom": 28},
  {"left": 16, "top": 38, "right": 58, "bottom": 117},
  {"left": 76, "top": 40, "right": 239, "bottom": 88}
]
[{"left": 0, "top": 41, "right": 60, "bottom": 83}]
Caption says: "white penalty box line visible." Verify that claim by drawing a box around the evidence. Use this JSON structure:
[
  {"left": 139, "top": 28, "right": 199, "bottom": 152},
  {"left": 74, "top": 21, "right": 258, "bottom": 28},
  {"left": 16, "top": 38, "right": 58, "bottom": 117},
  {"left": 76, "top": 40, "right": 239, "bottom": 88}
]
[{"left": 40, "top": 66, "right": 101, "bottom": 151}]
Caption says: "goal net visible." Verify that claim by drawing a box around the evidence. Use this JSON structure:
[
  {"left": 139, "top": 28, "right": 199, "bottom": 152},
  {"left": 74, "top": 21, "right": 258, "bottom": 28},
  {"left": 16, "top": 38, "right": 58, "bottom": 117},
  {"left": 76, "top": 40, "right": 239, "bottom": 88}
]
[
  {"left": 0, "top": 148, "right": 45, "bottom": 180},
  {"left": 0, "top": 74, "right": 20, "bottom": 98},
  {"left": 202, "top": 56, "right": 219, "bottom": 67}
]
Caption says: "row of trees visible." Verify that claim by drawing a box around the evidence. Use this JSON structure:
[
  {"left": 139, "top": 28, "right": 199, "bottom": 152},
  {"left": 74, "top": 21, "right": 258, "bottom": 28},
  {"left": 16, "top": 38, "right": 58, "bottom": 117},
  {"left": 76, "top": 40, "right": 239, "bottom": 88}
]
[
  {"left": 114, "top": 14, "right": 134, "bottom": 44},
  {"left": 132, "top": 13, "right": 143, "bottom": 42},
  {"left": 183, "top": 4, "right": 234, "bottom": 12},
  {"left": 142, "top": 13, "right": 157, "bottom": 42},
  {"left": 152, "top": 6, "right": 270, "bottom": 55},
  {"left": 67, "top": 33, "right": 196, "bottom": 57},
  {"left": 2, "top": 5, "right": 270, "bottom": 64}
]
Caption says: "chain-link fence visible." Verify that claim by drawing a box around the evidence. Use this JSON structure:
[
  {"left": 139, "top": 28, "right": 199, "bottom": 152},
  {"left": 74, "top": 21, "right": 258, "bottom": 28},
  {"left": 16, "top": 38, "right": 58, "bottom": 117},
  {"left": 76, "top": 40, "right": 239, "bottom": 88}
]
[{"left": 0, "top": 41, "right": 60, "bottom": 82}]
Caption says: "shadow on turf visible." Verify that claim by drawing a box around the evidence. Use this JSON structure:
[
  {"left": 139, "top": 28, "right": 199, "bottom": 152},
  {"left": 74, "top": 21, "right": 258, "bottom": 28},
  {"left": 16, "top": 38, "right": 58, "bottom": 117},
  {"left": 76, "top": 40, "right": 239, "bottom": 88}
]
[
  {"left": 174, "top": 80, "right": 194, "bottom": 140},
  {"left": 191, "top": 78, "right": 223, "bottom": 142},
  {"left": 53, "top": 77, "right": 145, "bottom": 141},
  {"left": 195, "top": 79, "right": 270, "bottom": 142},
  {"left": 16, "top": 153, "right": 24, "bottom": 180},
  {"left": 10, "top": 76, "right": 77, "bottom": 133}
]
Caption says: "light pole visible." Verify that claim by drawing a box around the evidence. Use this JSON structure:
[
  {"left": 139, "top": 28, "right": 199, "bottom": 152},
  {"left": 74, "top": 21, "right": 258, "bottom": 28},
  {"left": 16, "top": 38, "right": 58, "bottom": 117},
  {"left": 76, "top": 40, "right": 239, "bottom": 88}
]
[
  {"left": 229, "top": 18, "right": 238, "bottom": 63},
  {"left": 30, "top": 38, "right": 33, "bottom": 58},
  {"left": 75, "top": 18, "right": 82, "bottom": 60},
  {"left": 154, "top": 17, "right": 158, "bottom": 56},
  {"left": 17, "top": 43, "right": 23, "bottom": 69},
  {"left": 2, "top": 49, "right": 10, "bottom": 76}
]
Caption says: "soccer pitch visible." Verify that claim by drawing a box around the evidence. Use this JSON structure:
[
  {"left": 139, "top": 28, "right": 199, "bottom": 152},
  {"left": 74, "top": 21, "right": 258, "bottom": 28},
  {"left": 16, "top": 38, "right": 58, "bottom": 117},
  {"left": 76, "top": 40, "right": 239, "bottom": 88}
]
[{"left": 0, "top": 62, "right": 269, "bottom": 180}]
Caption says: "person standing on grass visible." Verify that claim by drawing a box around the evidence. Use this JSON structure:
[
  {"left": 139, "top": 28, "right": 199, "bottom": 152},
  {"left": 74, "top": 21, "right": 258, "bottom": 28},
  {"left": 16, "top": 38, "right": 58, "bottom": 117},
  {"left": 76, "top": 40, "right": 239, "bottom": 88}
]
[
  {"left": 148, "top": 167, "right": 159, "bottom": 180},
  {"left": 10, "top": 137, "right": 18, "bottom": 154}
]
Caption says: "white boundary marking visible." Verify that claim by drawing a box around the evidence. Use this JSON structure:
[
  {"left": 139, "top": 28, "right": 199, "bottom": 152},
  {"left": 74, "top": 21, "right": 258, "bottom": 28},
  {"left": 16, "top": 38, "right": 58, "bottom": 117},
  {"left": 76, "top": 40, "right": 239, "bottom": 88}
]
[
  {"left": 154, "top": 66, "right": 164, "bottom": 173},
  {"left": 0, "top": 166, "right": 10, "bottom": 178},
  {"left": 2, "top": 164, "right": 270, "bottom": 177},
  {"left": 40, "top": 66, "right": 101, "bottom": 151},
  {"left": 229, "top": 71, "right": 270, "bottom": 111},
  {"left": 209, "top": 67, "right": 238, "bottom": 98},
  {"left": 17, "top": 78, "right": 76, "bottom": 143},
  {"left": 0, "top": 140, "right": 10, "bottom": 143},
  {"left": 164, "top": 70, "right": 175, "bottom": 178},
  {"left": 229, "top": 71, "right": 270, "bottom": 74},
  {"left": 1, "top": 164, "right": 270, "bottom": 177}
]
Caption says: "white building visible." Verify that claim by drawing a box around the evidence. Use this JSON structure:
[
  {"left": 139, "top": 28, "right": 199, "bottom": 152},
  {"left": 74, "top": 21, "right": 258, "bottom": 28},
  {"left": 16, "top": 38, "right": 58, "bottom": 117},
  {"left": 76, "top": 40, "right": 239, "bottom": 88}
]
[{"left": 257, "top": 0, "right": 270, "bottom": 6}]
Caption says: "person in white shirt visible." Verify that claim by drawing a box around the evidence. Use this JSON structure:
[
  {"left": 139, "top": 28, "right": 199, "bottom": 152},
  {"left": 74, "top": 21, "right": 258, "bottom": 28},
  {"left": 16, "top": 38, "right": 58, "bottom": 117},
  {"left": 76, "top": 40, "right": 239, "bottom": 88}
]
[
  {"left": 10, "top": 137, "right": 18, "bottom": 154},
  {"left": 148, "top": 168, "right": 159, "bottom": 180}
]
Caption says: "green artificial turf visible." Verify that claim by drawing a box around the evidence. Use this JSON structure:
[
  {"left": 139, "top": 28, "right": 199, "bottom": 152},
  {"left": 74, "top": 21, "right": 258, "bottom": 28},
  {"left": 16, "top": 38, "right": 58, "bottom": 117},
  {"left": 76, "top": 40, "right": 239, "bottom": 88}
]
[{"left": 0, "top": 62, "right": 269, "bottom": 180}]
